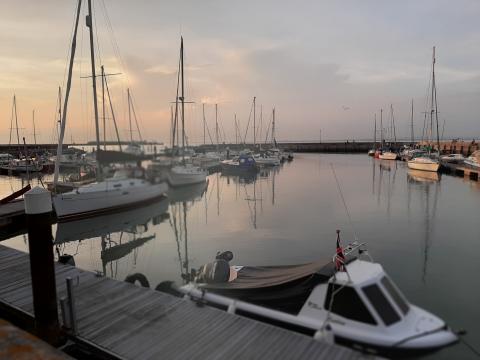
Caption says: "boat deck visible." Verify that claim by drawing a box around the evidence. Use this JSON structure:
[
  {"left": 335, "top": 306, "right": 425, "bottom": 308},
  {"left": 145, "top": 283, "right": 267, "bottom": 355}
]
[{"left": 0, "top": 244, "right": 366, "bottom": 360}]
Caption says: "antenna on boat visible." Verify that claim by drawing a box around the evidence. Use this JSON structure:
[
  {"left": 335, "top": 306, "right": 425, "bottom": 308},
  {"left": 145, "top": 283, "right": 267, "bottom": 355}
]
[{"left": 329, "top": 163, "right": 359, "bottom": 241}]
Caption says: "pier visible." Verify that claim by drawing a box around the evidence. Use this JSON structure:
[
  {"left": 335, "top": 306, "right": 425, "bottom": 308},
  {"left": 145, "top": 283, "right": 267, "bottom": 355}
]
[{"left": 0, "top": 244, "right": 364, "bottom": 360}]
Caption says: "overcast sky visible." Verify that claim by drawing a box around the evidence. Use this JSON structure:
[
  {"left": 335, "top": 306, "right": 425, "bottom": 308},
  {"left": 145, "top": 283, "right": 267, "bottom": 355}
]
[{"left": 1, "top": 0, "right": 480, "bottom": 145}]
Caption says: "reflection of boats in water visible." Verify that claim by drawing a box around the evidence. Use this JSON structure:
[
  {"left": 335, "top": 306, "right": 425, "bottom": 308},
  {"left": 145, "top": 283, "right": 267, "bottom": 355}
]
[
  {"left": 55, "top": 197, "right": 169, "bottom": 244},
  {"left": 221, "top": 171, "right": 257, "bottom": 184},
  {"left": 407, "top": 169, "right": 440, "bottom": 183},
  {"left": 101, "top": 234, "right": 155, "bottom": 264},
  {"left": 167, "top": 180, "right": 208, "bottom": 204}
]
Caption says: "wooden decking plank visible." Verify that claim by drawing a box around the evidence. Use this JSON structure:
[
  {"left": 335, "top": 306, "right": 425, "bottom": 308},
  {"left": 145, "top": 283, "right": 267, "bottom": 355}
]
[
  {"left": 0, "top": 244, "right": 365, "bottom": 360},
  {"left": 81, "top": 291, "right": 180, "bottom": 342}
]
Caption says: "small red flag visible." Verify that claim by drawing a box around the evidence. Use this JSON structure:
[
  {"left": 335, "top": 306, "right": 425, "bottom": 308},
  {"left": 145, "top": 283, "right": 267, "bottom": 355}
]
[{"left": 335, "top": 230, "right": 345, "bottom": 271}]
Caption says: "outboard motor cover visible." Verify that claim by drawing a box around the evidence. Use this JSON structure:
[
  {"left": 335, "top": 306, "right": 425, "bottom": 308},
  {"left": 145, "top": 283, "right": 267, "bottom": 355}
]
[{"left": 196, "top": 259, "right": 230, "bottom": 283}]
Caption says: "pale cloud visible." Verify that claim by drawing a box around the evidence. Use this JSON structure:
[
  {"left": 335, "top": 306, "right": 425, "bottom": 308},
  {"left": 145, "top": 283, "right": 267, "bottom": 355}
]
[{"left": 1, "top": 0, "right": 480, "bottom": 144}]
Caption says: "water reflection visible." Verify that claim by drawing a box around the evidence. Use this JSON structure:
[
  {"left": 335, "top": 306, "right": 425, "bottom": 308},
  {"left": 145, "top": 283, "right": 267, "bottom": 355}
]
[{"left": 406, "top": 168, "right": 440, "bottom": 284}]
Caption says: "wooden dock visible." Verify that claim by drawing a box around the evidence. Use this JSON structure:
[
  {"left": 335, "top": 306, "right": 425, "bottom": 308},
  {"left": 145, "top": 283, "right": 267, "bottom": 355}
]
[
  {"left": 0, "top": 244, "right": 365, "bottom": 360},
  {"left": 441, "top": 163, "right": 479, "bottom": 181},
  {"left": 0, "top": 200, "right": 26, "bottom": 240}
]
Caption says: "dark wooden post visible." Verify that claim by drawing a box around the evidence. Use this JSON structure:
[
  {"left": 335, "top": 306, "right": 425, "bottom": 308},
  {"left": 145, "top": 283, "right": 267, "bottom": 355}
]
[{"left": 24, "top": 187, "right": 60, "bottom": 344}]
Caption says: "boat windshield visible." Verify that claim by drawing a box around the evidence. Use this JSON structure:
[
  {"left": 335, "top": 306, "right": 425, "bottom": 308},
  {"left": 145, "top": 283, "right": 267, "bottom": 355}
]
[
  {"left": 362, "top": 283, "right": 400, "bottom": 326},
  {"left": 324, "top": 284, "right": 377, "bottom": 325},
  {"left": 381, "top": 276, "right": 409, "bottom": 315}
]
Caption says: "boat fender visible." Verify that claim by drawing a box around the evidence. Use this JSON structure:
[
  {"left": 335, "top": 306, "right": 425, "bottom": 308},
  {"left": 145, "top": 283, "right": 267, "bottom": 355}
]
[
  {"left": 155, "top": 281, "right": 182, "bottom": 297},
  {"left": 124, "top": 273, "right": 150, "bottom": 288},
  {"left": 314, "top": 324, "right": 334, "bottom": 344}
]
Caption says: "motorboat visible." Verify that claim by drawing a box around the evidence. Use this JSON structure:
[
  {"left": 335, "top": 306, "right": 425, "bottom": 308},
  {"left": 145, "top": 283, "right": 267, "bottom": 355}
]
[
  {"left": 0, "top": 158, "right": 43, "bottom": 173},
  {"left": 407, "top": 156, "right": 440, "bottom": 172},
  {"left": 378, "top": 151, "right": 398, "bottom": 160},
  {"left": 253, "top": 153, "right": 280, "bottom": 166},
  {"left": 179, "top": 242, "right": 458, "bottom": 357},
  {"left": 192, "top": 152, "right": 222, "bottom": 170},
  {"left": 53, "top": 169, "right": 168, "bottom": 221},
  {"left": 464, "top": 150, "right": 480, "bottom": 169},
  {"left": 124, "top": 143, "right": 144, "bottom": 156},
  {"left": 440, "top": 153, "right": 465, "bottom": 164},
  {"left": 221, "top": 154, "right": 258, "bottom": 173},
  {"left": 167, "top": 163, "right": 207, "bottom": 187},
  {"left": 0, "top": 153, "right": 13, "bottom": 166}
]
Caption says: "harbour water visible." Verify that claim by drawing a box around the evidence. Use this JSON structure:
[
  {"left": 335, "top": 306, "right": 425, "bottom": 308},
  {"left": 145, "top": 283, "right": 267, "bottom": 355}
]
[{"left": 1, "top": 153, "right": 479, "bottom": 359}]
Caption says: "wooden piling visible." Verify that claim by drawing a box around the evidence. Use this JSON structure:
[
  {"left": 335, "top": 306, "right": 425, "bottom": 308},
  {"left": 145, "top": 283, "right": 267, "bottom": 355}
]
[{"left": 24, "top": 187, "right": 61, "bottom": 345}]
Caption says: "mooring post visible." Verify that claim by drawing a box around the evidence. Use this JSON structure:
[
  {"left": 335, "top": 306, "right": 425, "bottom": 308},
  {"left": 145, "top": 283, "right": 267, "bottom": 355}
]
[{"left": 24, "top": 186, "right": 60, "bottom": 344}]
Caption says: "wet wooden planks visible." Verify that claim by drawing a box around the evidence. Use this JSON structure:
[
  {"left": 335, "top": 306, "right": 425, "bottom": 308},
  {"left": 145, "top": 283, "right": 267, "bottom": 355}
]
[{"left": 0, "top": 245, "right": 364, "bottom": 360}]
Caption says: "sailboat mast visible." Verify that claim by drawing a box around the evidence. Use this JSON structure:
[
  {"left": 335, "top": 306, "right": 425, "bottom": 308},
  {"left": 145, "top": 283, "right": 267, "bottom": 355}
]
[
  {"left": 253, "top": 96, "right": 256, "bottom": 147},
  {"left": 380, "top": 108, "right": 383, "bottom": 147},
  {"left": 202, "top": 103, "right": 206, "bottom": 146},
  {"left": 391, "top": 104, "right": 397, "bottom": 144},
  {"left": 374, "top": 113, "right": 376, "bottom": 149},
  {"left": 170, "top": 105, "right": 174, "bottom": 149},
  {"left": 14, "top": 95, "right": 20, "bottom": 148},
  {"left": 101, "top": 65, "right": 106, "bottom": 150},
  {"left": 87, "top": 0, "right": 101, "bottom": 153},
  {"left": 432, "top": 46, "right": 441, "bottom": 153},
  {"left": 32, "top": 110, "right": 37, "bottom": 145},
  {"left": 429, "top": 46, "right": 435, "bottom": 150},
  {"left": 215, "top": 103, "right": 219, "bottom": 152},
  {"left": 411, "top": 99, "right": 414, "bottom": 144},
  {"left": 53, "top": 0, "right": 82, "bottom": 188},
  {"left": 272, "top": 107, "right": 275, "bottom": 145},
  {"left": 180, "top": 36, "right": 185, "bottom": 163},
  {"left": 128, "top": 88, "right": 133, "bottom": 142}
]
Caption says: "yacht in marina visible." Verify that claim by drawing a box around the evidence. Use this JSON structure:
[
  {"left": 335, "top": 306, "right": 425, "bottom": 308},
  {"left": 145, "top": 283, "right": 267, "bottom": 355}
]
[
  {"left": 52, "top": 0, "right": 168, "bottom": 221},
  {"left": 167, "top": 37, "right": 207, "bottom": 187},
  {"left": 408, "top": 47, "right": 441, "bottom": 173}
]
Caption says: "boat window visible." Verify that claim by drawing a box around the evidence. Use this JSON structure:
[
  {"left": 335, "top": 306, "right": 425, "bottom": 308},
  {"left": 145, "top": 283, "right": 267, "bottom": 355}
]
[
  {"left": 324, "top": 284, "right": 376, "bottom": 325},
  {"left": 362, "top": 284, "right": 400, "bottom": 326},
  {"left": 113, "top": 184, "right": 122, "bottom": 188},
  {"left": 381, "top": 276, "right": 409, "bottom": 315}
]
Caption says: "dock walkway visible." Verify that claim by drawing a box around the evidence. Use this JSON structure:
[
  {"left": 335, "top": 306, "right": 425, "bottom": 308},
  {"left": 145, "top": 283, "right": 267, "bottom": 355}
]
[{"left": 0, "top": 245, "right": 364, "bottom": 360}]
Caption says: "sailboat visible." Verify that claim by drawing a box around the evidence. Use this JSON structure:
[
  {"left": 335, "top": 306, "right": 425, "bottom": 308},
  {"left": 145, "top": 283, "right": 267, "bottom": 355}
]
[
  {"left": 1, "top": 95, "right": 43, "bottom": 174},
  {"left": 408, "top": 47, "right": 440, "bottom": 173},
  {"left": 167, "top": 37, "right": 207, "bottom": 187},
  {"left": 367, "top": 113, "right": 377, "bottom": 156},
  {"left": 124, "top": 88, "right": 144, "bottom": 156},
  {"left": 378, "top": 105, "right": 398, "bottom": 160},
  {"left": 52, "top": 0, "right": 167, "bottom": 221}
]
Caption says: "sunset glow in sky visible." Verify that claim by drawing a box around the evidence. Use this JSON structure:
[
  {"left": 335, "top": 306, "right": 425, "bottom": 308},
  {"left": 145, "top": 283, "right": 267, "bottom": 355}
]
[{"left": 1, "top": 0, "right": 480, "bottom": 145}]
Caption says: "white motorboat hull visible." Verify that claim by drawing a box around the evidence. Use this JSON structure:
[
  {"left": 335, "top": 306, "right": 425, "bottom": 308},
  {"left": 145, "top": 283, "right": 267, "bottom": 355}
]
[
  {"left": 254, "top": 157, "right": 280, "bottom": 166},
  {"left": 464, "top": 159, "right": 480, "bottom": 169},
  {"left": 167, "top": 166, "right": 207, "bottom": 187},
  {"left": 407, "top": 159, "right": 440, "bottom": 172},
  {"left": 378, "top": 152, "right": 397, "bottom": 160},
  {"left": 53, "top": 179, "right": 168, "bottom": 221}
]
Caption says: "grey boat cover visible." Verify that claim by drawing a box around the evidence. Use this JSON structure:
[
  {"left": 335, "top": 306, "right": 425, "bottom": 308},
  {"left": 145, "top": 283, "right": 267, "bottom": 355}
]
[
  {"left": 200, "top": 260, "right": 333, "bottom": 290},
  {"left": 197, "top": 260, "right": 338, "bottom": 314}
]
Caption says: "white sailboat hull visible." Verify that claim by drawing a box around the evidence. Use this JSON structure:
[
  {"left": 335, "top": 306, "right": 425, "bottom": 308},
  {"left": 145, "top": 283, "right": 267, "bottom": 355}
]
[
  {"left": 407, "top": 159, "right": 440, "bottom": 172},
  {"left": 53, "top": 178, "right": 168, "bottom": 221},
  {"left": 167, "top": 165, "right": 207, "bottom": 187},
  {"left": 378, "top": 152, "right": 397, "bottom": 160}
]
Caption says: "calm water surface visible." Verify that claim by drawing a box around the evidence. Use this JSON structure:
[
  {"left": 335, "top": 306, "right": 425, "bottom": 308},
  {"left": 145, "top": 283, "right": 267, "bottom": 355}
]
[{"left": 2, "top": 153, "right": 479, "bottom": 359}]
